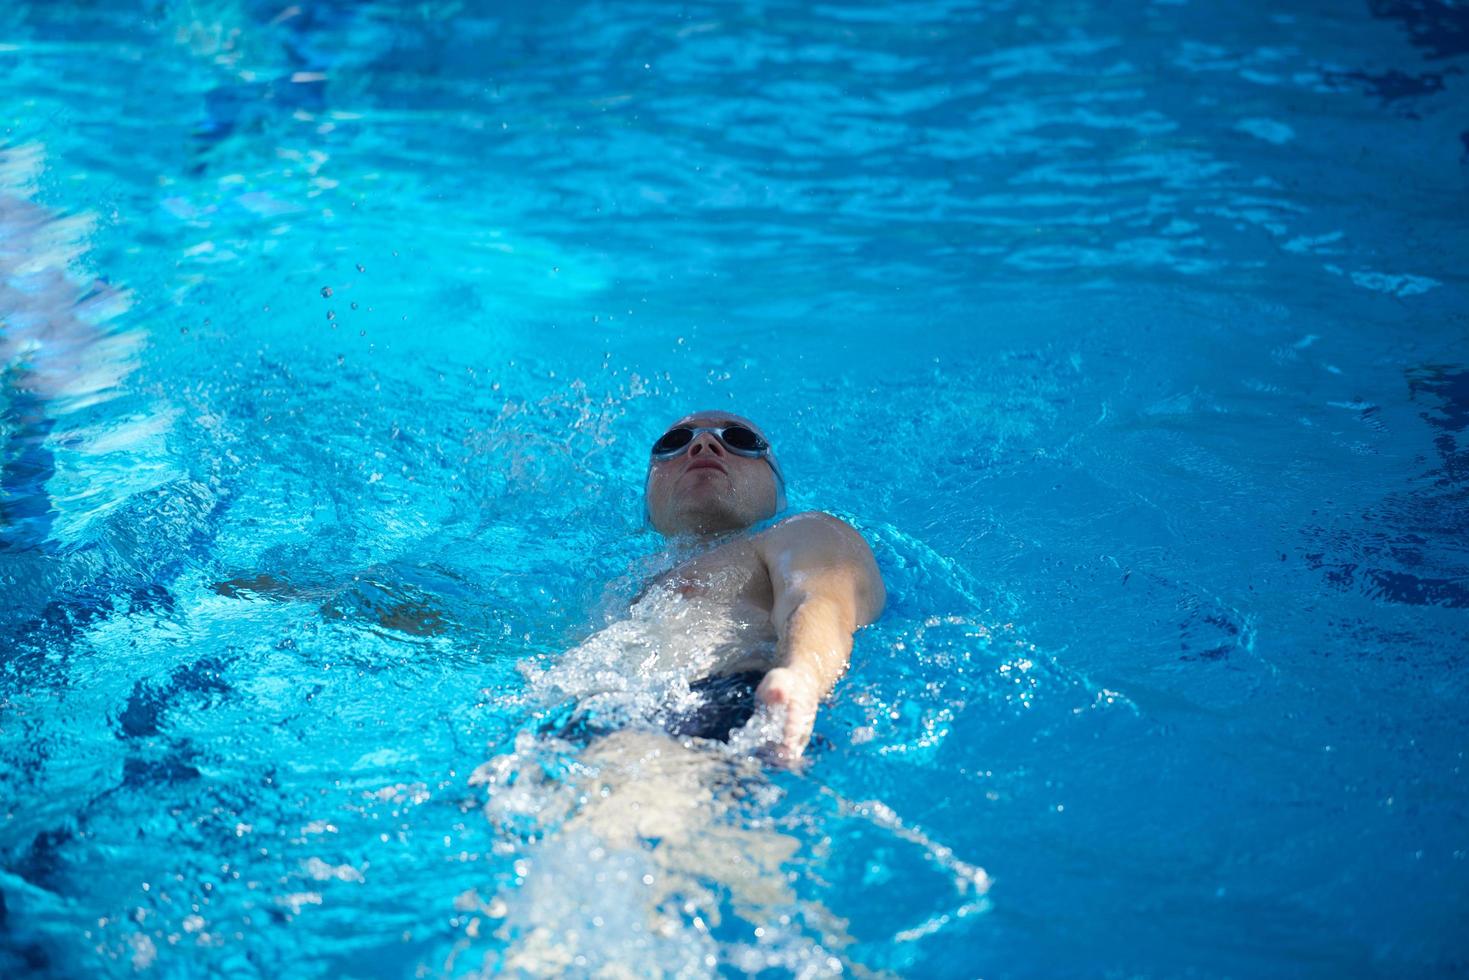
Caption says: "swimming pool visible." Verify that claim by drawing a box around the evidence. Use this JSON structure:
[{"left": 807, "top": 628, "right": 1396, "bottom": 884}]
[{"left": 2, "top": 0, "right": 1467, "bottom": 974}]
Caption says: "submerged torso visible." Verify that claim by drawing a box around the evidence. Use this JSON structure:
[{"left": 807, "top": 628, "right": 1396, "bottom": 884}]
[
  {"left": 537, "top": 528, "right": 782, "bottom": 717},
  {"left": 643, "top": 531, "right": 779, "bottom": 676},
  {"left": 520, "top": 528, "right": 783, "bottom": 743}
]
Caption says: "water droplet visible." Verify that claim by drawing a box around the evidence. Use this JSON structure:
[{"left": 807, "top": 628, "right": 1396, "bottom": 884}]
[
  {"left": 355, "top": 263, "right": 365, "bottom": 273},
  {"left": 326, "top": 310, "right": 335, "bottom": 320},
  {"left": 320, "top": 286, "right": 333, "bottom": 298},
  {"left": 350, "top": 301, "right": 359, "bottom": 310}
]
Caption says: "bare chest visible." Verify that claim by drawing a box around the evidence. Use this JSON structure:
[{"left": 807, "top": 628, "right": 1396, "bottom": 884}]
[{"left": 656, "top": 538, "right": 774, "bottom": 614}]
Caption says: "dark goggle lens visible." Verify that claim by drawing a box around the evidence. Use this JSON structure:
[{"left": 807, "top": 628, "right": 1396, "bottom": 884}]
[
  {"left": 720, "top": 425, "right": 763, "bottom": 452},
  {"left": 651, "top": 425, "right": 767, "bottom": 456},
  {"left": 652, "top": 427, "right": 695, "bottom": 455}
]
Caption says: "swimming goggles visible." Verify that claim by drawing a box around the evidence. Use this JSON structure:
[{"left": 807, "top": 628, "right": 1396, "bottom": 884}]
[{"left": 650, "top": 425, "right": 770, "bottom": 460}]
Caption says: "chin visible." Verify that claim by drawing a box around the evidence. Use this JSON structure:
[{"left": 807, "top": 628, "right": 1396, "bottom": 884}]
[{"left": 660, "top": 498, "right": 749, "bottom": 536}]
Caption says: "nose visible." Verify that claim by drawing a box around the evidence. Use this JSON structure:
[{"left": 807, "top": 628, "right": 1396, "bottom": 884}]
[{"left": 688, "top": 432, "right": 724, "bottom": 457}]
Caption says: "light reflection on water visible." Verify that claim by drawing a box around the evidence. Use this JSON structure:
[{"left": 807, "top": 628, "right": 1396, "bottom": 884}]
[{"left": 3, "top": 0, "right": 1468, "bottom": 975}]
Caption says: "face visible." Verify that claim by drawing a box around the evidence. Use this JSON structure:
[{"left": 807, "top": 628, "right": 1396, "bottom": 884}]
[{"left": 644, "top": 411, "right": 781, "bottom": 537}]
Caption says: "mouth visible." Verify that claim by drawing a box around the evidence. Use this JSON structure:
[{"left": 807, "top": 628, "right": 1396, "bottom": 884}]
[{"left": 683, "top": 459, "right": 728, "bottom": 476}]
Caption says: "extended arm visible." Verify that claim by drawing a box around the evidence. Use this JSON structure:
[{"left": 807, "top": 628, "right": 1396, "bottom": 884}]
[{"left": 756, "top": 512, "right": 885, "bottom": 760}]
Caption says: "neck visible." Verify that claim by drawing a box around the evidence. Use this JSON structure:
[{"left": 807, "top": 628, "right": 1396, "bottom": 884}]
[{"left": 659, "top": 512, "right": 752, "bottom": 547}]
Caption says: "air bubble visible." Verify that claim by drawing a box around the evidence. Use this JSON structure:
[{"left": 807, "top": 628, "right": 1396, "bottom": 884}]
[{"left": 321, "top": 286, "right": 333, "bottom": 298}]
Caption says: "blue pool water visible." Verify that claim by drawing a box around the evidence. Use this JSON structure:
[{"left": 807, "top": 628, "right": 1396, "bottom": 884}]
[{"left": 3, "top": 0, "right": 1468, "bottom": 975}]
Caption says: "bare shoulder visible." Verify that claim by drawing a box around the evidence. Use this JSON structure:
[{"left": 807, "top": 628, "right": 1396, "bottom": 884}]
[
  {"left": 754, "top": 511, "right": 886, "bottom": 623},
  {"left": 756, "top": 510, "right": 867, "bottom": 550}
]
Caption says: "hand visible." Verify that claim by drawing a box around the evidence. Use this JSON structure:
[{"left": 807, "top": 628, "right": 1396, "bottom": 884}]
[{"left": 754, "top": 666, "right": 820, "bottom": 764}]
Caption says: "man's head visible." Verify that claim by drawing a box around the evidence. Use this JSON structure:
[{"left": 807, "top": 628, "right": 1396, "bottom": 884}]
[{"left": 644, "top": 410, "right": 786, "bottom": 537}]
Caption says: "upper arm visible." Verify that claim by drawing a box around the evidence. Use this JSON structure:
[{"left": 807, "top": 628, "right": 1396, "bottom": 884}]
[{"left": 758, "top": 512, "right": 886, "bottom": 631}]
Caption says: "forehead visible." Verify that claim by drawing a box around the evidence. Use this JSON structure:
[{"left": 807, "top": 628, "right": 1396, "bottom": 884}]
[{"left": 669, "top": 411, "right": 763, "bottom": 433}]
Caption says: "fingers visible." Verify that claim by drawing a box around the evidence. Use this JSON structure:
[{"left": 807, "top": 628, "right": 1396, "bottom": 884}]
[
  {"left": 767, "top": 693, "right": 814, "bottom": 766},
  {"left": 782, "top": 700, "right": 814, "bottom": 757},
  {"left": 750, "top": 668, "right": 819, "bottom": 767},
  {"left": 744, "top": 698, "right": 807, "bottom": 767}
]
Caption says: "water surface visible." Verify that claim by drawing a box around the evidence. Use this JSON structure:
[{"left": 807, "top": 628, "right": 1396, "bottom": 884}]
[{"left": 2, "top": 0, "right": 1467, "bottom": 975}]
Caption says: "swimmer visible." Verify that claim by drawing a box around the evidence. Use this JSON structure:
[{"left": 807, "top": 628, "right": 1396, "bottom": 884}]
[
  {"left": 633, "top": 410, "right": 886, "bottom": 761},
  {"left": 468, "top": 415, "right": 886, "bottom": 972}
]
